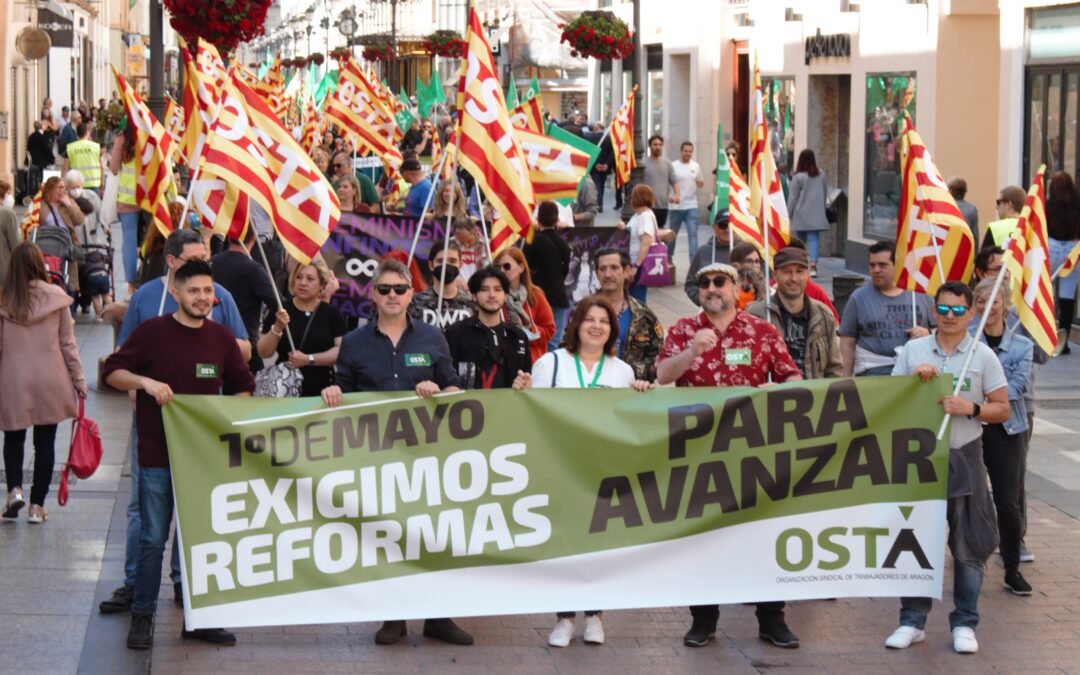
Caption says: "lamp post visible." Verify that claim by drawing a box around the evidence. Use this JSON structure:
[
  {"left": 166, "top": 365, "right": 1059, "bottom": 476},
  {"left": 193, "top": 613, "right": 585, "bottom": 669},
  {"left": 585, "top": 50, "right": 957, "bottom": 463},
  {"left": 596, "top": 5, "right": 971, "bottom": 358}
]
[
  {"left": 305, "top": 6, "right": 316, "bottom": 55},
  {"left": 149, "top": 0, "right": 165, "bottom": 118},
  {"left": 370, "top": 0, "right": 418, "bottom": 92},
  {"left": 620, "top": 0, "right": 645, "bottom": 222}
]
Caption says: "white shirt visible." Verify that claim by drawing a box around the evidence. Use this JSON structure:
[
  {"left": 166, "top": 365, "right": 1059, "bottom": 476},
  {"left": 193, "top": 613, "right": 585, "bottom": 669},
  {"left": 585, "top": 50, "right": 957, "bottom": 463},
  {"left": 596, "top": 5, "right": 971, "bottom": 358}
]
[
  {"left": 672, "top": 159, "right": 702, "bottom": 209},
  {"left": 532, "top": 348, "right": 636, "bottom": 389},
  {"left": 627, "top": 210, "right": 659, "bottom": 260}
]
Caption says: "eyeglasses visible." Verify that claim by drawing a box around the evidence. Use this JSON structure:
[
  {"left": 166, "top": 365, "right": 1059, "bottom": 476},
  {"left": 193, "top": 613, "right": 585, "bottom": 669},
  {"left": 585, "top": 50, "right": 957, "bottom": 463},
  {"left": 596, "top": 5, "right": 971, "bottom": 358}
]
[
  {"left": 333, "top": 163, "right": 346, "bottom": 169},
  {"left": 697, "top": 275, "right": 731, "bottom": 290},
  {"left": 500, "top": 262, "right": 514, "bottom": 271},
  {"left": 995, "top": 198, "right": 1008, "bottom": 205},
  {"left": 935, "top": 304, "right": 969, "bottom": 317},
  {"left": 375, "top": 284, "right": 410, "bottom": 296}
]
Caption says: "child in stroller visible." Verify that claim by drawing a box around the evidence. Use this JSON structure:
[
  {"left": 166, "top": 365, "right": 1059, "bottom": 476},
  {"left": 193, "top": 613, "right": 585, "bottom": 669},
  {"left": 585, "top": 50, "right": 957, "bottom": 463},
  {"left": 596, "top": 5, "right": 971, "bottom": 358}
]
[{"left": 81, "top": 246, "right": 113, "bottom": 320}]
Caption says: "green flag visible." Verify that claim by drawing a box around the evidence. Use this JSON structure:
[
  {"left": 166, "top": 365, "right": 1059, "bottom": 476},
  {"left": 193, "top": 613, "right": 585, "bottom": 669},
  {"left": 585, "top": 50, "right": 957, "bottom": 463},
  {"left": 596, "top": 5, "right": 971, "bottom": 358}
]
[
  {"left": 314, "top": 70, "right": 338, "bottom": 110},
  {"left": 417, "top": 76, "right": 436, "bottom": 119},
  {"left": 711, "top": 124, "right": 730, "bottom": 224},
  {"left": 506, "top": 72, "right": 520, "bottom": 109},
  {"left": 545, "top": 122, "right": 601, "bottom": 204},
  {"left": 395, "top": 89, "right": 416, "bottom": 132},
  {"left": 525, "top": 76, "right": 541, "bottom": 101},
  {"left": 430, "top": 74, "right": 446, "bottom": 105}
]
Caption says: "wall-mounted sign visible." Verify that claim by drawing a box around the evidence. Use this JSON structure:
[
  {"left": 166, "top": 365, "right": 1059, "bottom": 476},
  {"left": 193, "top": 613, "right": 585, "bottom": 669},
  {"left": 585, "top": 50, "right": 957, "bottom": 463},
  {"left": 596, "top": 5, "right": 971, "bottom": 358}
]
[
  {"left": 16, "top": 27, "right": 52, "bottom": 60},
  {"left": 805, "top": 28, "right": 851, "bottom": 66},
  {"left": 37, "top": 7, "right": 74, "bottom": 49}
]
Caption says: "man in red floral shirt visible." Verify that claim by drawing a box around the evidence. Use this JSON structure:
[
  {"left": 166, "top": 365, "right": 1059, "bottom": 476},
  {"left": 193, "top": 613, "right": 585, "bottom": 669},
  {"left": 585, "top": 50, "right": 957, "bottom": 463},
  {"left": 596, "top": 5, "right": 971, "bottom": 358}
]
[{"left": 656, "top": 261, "right": 803, "bottom": 650}]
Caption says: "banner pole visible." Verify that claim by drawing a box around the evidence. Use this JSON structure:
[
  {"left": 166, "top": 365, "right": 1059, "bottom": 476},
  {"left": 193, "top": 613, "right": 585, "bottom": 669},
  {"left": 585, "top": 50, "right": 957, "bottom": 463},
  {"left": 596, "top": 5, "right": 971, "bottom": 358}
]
[
  {"left": 405, "top": 149, "right": 450, "bottom": 268},
  {"left": 912, "top": 292, "right": 917, "bottom": 329},
  {"left": 252, "top": 222, "right": 297, "bottom": 353},
  {"left": 474, "top": 184, "right": 493, "bottom": 265}
]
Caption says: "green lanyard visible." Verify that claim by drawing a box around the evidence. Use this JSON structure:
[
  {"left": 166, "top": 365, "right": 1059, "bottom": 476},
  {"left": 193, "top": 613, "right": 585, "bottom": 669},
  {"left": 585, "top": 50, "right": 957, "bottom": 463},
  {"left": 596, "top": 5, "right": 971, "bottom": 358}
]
[{"left": 574, "top": 353, "right": 605, "bottom": 388}]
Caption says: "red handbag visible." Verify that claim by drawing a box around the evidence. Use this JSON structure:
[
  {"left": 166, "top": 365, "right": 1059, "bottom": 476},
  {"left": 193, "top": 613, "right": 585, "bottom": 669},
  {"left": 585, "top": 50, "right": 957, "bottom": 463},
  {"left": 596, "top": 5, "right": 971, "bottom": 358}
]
[{"left": 57, "top": 399, "right": 103, "bottom": 506}]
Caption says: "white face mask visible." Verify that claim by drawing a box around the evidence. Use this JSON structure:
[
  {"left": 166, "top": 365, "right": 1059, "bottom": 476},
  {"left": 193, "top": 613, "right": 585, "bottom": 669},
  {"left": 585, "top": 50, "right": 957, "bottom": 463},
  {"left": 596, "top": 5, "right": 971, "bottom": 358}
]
[
  {"left": 69, "top": 187, "right": 83, "bottom": 199},
  {"left": 2, "top": 195, "right": 14, "bottom": 209}
]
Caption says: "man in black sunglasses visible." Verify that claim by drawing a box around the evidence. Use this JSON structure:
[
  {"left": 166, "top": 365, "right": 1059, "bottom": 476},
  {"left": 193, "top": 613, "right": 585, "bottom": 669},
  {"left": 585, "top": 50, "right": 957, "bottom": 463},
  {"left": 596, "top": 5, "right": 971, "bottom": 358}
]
[
  {"left": 321, "top": 259, "right": 473, "bottom": 647},
  {"left": 887, "top": 280, "right": 1009, "bottom": 655}
]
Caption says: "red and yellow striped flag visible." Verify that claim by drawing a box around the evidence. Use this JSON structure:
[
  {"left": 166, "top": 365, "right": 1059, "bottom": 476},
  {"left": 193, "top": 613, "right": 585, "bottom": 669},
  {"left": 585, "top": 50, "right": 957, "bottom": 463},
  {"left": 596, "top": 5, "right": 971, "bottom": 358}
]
[
  {"left": 894, "top": 116, "right": 975, "bottom": 294},
  {"left": 728, "top": 160, "right": 765, "bottom": 251},
  {"left": 513, "top": 126, "right": 591, "bottom": 202},
  {"left": 179, "top": 40, "right": 228, "bottom": 168},
  {"left": 609, "top": 87, "right": 635, "bottom": 187},
  {"left": 1004, "top": 166, "right": 1058, "bottom": 354},
  {"left": 457, "top": 7, "right": 534, "bottom": 252},
  {"left": 509, "top": 96, "right": 544, "bottom": 134},
  {"left": 750, "top": 61, "right": 791, "bottom": 253},
  {"left": 163, "top": 96, "right": 185, "bottom": 163},
  {"left": 189, "top": 176, "right": 250, "bottom": 240},
  {"left": 326, "top": 59, "right": 403, "bottom": 174},
  {"left": 300, "top": 96, "right": 319, "bottom": 154},
  {"left": 20, "top": 185, "right": 43, "bottom": 238},
  {"left": 112, "top": 66, "right": 174, "bottom": 236},
  {"left": 1060, "top": 241, "right": 1080, "bottom": 277},
  {"left": 253, "top": 58, "right": 286, "bottom": 119},
  {"left": 430, "top": 125, "right": 444, "bottom": 167},
  {"left": 200, "top": 70, "right": 340, "bottom": 263}
]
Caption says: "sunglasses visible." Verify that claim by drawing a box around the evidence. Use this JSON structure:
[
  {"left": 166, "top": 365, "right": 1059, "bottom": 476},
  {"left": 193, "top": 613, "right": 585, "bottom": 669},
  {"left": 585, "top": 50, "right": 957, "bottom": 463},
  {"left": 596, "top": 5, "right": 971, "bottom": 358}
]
[
  {"left": 375, "top": 284, "right": 410, "bottom": 296},
  {"left": 995, "top": 198, "right": 1008, "bottom": 205},
  {"left": 697, "top": 275, "right": 731, "bottom": 290},
  {"left": 935, "top": 304, "right": 969, "bottom": 317}
]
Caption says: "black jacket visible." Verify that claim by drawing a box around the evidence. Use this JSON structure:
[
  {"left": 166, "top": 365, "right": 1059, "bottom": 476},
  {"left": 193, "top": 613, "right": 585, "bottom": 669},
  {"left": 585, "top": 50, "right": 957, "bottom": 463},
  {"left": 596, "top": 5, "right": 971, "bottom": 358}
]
[
  {"left": 27, "top": 131, "right": 53, "bottom": 168},
  {"left": 523, "top": 229, "right": 571, "bottom": 308},
  {"left": 444, "top": 316, "right": 532, "bottom": 390}
]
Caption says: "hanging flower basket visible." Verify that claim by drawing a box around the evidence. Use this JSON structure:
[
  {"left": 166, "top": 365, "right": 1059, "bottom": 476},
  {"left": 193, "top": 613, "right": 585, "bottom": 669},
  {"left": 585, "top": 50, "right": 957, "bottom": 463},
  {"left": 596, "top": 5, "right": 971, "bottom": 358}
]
[
  {"left": 163, "top": 0, "right": 271, "bottom": 55},
  {"left": 423, "top": 29, "right": 466, "bottom": 58},
  {"left": 330, "top": 47, "right": 352, "bottom": 62},
  {"left": 309, "top": 52, "right": 325, "bottom": 66},
  {"left": 363, "top": 43, "right": 394, "bottom": 62},
  {"left": 558, "top": 10, "right": 634, "bottom": 60}
]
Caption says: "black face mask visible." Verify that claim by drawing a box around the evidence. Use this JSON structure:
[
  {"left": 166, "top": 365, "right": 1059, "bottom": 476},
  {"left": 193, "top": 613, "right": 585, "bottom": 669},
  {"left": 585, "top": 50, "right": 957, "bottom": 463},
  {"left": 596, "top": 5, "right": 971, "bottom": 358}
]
[{"left": 432, "top": 264, "right": 460, "bottom": 285}]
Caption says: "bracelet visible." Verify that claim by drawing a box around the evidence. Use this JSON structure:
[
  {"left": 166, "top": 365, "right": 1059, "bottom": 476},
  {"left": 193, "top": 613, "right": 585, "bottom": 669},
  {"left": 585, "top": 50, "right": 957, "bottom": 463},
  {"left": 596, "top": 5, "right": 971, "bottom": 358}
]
[{"left": 270, "top": 327, "right": 283, "bottom": 337}]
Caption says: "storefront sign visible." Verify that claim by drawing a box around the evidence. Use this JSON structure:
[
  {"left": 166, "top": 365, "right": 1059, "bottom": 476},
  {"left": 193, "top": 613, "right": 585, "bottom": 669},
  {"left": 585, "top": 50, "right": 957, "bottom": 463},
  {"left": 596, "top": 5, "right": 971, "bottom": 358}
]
[
  {"left": 37, "top": 8, "right": 73, "bottom": 49},
  {"left": 16, "top": 27, "right": 52, "bottom": 60},
  {"left": 805, "top": 29, "right": 851, "bottom": 66}
]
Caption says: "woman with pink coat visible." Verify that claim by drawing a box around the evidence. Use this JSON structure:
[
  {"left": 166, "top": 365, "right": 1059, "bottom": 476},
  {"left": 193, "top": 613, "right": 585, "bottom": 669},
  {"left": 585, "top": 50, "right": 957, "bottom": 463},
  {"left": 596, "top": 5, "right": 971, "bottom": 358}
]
[{"left": 1, "top": 242, "right": 88, "bottom": 524}]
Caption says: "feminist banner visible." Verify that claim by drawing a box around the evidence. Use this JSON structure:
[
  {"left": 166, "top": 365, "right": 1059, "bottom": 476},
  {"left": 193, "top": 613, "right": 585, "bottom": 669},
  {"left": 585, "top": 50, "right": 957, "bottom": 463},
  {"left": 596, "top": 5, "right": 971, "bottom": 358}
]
[
  {"left": 321, "top": 215, "right": 630, "bottom": 319},
  {"left": 163, "top": 377, "right": 951, "bottom": 629}
]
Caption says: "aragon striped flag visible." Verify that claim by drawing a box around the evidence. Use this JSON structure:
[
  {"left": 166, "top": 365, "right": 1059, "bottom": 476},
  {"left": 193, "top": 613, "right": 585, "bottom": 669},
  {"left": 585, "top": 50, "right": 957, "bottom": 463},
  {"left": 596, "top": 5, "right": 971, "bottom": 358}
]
[
  {"left": 252, "top": 57, "right": 286, "bottom": 119},
  {"left": 509, "top": 96, "right": 544, "bottom": 134},
  {"left": 1061, "top": 241, "right": 1080, "bottom": 277},
  {"left": 728, "top": 160, "right": 765, "bottom": 252},
  {"left": 200, "top": 70, "right": 340, "bottom": 263},
  {"left": 1003, "top": 166, "right": 1058, "bottom": 354},
  {"left": 894, "top": 116, "right": 975, "bottom": 295},
  {"left": 513, "top": 126, "right": 592, "bottom": 202},
  {"left": 112, "top": 66, "right": 174, "bottom": 236},
  {"left": 20, "top": 185, "right": 43, "bottom": 238},
  {"left": 163, "top": 96, "right": 185, "bottom": 162},
  {"left": 189, "top": 177, "right": 250, "bottom": 240},
  {"left": 326, "top": 58, "right": 403, "bottom": 173},
  {"left": 750, "top": 60, "right": 791, "bottom": 253},
  {"left": 457, "top": 7, "right": 535, "bottom": 252},
  {"left": 300, "top": 96, "right": 319, "bottom": 154},
  {"left": 179, "top": 40, "right": 227, "bottom": 168},
  {"left": 609, "top": 87, "right": 636, "bottom": 187}
]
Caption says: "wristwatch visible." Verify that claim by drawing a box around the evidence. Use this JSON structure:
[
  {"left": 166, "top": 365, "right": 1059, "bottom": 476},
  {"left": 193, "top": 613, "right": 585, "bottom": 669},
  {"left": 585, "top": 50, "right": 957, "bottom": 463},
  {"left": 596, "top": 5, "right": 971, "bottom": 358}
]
[
  {"left": 968, "top": 402, "right": 981, "bottom": 420},
  {"left": 307, "top": 354, "right": 315, "bottom": 366}
]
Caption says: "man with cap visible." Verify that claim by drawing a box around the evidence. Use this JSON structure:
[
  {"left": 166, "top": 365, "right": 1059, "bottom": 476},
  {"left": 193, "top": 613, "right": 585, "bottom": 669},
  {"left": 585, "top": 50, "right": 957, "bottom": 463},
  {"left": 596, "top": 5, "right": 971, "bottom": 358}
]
[
  {"left": 402, "top": 157, "right": 433, "bottom": 218},
  {"left": 657, "top": 261, "right": 803, "bottom": 650},
  {"left": 685, "top": 209, "right": 733, "bottom": 306},
  {"left": 747, "top": 246, "right": 842, "bottom": 379}
]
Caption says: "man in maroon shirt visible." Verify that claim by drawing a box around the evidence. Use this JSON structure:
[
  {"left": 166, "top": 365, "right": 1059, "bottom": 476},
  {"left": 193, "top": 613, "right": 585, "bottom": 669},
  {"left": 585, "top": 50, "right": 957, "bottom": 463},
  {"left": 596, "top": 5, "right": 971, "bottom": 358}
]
[
  {"left": 105, "top": 260, "right": 255, "bottom": 650},
  {"left": 656, "top": 261, "right": 803, "bottom": 650}
]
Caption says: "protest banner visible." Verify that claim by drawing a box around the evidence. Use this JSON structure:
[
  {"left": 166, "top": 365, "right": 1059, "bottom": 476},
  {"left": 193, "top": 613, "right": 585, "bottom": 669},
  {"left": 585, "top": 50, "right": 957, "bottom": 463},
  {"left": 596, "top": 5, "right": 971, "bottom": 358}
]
[
  {"left": 163, "top": 377, "right": 951, "bottom": 629},
  {"left": 322, "top": 215, "right": 630, "bottom": 319}
]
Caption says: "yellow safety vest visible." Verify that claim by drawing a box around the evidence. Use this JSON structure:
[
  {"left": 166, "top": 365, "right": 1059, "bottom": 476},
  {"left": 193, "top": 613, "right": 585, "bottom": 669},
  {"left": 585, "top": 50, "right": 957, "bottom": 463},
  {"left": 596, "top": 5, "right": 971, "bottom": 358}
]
[
  {"left": 118, "top": 159, "right": 138, "bottom": 206},
  {"left": 66, "top": 139, "right": 102, "bottom": 188},
  {"left": 986, "top": 217, "right": 1019, "bottom": 248}
]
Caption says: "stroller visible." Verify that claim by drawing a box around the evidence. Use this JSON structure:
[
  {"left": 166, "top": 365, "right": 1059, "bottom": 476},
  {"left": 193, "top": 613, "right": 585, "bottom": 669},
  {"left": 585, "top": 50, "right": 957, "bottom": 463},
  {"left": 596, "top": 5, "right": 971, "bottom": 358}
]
[{"left": 31, "top": 224, "right": 77, "bottom": 289}]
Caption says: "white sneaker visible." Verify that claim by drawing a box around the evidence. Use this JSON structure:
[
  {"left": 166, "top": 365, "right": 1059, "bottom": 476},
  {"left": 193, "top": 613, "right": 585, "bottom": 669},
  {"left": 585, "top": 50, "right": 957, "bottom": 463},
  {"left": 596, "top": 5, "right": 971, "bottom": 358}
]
[
  {"left": 1020, "top": 547, "right": 1035, "bottom": 563},
  {"left": 884, "top": 625, "right": 925, "bottom": 649},
  {"left": 952, "top": 627, "right": 978, "bottom": 654},
  {"left": 583, "top": 614, "right": 604, "bottom": 645},
  {"left": 547, "top": 618, "right": 575, "bottom": 648}
]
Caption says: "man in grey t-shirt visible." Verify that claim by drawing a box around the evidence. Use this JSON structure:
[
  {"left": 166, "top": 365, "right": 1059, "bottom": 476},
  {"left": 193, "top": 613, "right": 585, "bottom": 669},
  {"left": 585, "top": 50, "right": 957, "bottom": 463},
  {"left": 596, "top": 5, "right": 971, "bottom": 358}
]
[
  {"left": 643, "top": 135, "right": 679, "bottom": 228},
  {"left": 886, "top": 280, "right": 1008, "bottom": 656},
  {"left": 839, "top": 241, "right": 934, "bottom": 376}
]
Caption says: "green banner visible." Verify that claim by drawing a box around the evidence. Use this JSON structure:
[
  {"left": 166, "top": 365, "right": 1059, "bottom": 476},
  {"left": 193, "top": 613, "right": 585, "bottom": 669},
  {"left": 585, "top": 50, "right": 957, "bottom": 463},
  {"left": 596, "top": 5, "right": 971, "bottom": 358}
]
[
  {"left": 164, "top": 377, "right": 950, "bottom": 628},
  {"left": 545, "top": 122, "right": 601, "bottom": 204},
  {"left": 711, "top": 123, "right": 730, "bottom": 223},
  {"left": 525, "top": 76, "right": 541, "bottom": 101},
  {"left": 506, "top": 72, "right": 520, "bottom": 109}
]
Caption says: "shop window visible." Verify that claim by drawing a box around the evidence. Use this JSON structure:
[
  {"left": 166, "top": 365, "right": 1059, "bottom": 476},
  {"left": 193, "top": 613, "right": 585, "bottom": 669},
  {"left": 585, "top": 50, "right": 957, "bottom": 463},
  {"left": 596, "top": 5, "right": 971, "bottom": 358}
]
[
  {"left": 863, "top": 73, "right": 916, "bottom": 240},
  {"left": 761, "top": 77, "right": 796, "bottom": 177},
  {"left": 1024, "top": 67, "right": 1080, "bottom": 181},
  {"left": 600, "top": 71, "right": 613, "bottom": 123},
  {"left": 646, "top": 45, "right": 663, "bottom": 137}
]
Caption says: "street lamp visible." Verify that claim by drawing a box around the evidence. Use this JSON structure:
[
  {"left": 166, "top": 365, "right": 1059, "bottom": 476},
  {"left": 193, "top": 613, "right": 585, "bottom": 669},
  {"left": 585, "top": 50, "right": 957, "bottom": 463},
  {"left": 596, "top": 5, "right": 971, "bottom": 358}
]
[
  {"left": 305, "top": 6, "right": 316, "bottom": 55},
  {"left": 369, "top": 0, "right": 420, "bottom": 91},
  {"left": 620, "top": 0, "right": 645, "bottom": 222}
]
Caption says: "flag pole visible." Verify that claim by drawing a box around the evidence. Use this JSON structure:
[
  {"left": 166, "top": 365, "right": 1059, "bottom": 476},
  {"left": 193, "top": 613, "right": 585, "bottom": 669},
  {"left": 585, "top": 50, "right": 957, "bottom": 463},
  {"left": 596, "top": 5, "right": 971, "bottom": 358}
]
[
  {"left": 911, "top": 292, "right": 917, "bottom": 329},
  {"left": 251, "top": 221, "right": 297, "bottom": 353},
  {"left": 474, "top": 184, "right": 494, "bottom": 265},
  {"left": 405, "top": 149, "right": 451, "bottom": 268}
]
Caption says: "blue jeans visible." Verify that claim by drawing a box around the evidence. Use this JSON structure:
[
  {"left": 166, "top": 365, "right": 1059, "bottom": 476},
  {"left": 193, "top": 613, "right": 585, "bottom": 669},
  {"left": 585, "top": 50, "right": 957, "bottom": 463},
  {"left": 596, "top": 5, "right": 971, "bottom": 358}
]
[
  {"left": 666, "top": 209, "right": 699, "bottom": 258},
  {"left": 801, "top": 231, "right": 820, "bottom": 262},
  {"left": 132, "top": 467, "right": 176, "bottom": 614},
  {"left": 125, "top": 414, "right": 180, "bottom": 588},
  {"left": 549, "top": 306, "right": 570, "bottom": 352},
  {"left": 119, "top": 211, "right": 140, "bottom": 284},
  {"left": 1049, "top": 237, "right": 1078, "bottom": 301},
  {"left": 591, "top": 172, "right": 606, "bottom": 209},
  {"left": 899, "top": 495, "right": 985, "bottom": 631}
]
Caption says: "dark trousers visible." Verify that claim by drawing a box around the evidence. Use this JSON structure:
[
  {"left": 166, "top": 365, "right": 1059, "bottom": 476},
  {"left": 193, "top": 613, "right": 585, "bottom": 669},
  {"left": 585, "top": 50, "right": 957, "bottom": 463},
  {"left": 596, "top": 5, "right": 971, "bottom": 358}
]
[
  {"left": 690, "top": 601, "right": 785, "bottom": 626},
  {"left": 1022, "top": 411, "right": 1034, "bottom": 540},
  {"left": 557, "top": 611, "right": 601, "bottom": 618},
  {"left": 654, "top": 208, "right": 669, "bottom": 228},
  {"left": 3, "top": 424, "right": 59, "bottom": 506},
  {"left": 591, "top": 172, "right": 607, "bottom": 209},
  {"left": 982, "top": 423, "right": 1024, "bottom": 572}
]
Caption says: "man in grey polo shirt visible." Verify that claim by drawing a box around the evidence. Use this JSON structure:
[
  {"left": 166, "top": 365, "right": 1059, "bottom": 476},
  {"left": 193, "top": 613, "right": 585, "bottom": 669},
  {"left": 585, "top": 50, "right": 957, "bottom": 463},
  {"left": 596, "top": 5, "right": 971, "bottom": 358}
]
[
  {"left": 643, "top": 135, "right": 679, "bottom": 228},
  {"left": 886, "top": 280, "right": 1009, "bottom": 656}
]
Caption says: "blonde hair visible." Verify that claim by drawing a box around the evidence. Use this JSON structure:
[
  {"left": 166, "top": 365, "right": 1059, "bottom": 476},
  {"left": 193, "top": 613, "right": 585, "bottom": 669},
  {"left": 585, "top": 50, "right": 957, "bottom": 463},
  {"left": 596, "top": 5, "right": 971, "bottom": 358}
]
[
  {"left": 434, "top": 178, "right": 468, "bottom": 218},
  {"left": 288, "top": 256, "right": 331, "bottom": 294}
]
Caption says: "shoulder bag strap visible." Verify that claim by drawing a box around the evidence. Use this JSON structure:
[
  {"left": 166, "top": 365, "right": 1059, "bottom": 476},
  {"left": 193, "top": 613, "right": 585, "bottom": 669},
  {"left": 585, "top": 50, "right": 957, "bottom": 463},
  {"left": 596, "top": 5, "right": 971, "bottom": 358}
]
[
  {"left": 297, "top": 304, "right": 319, "bottom": 352},
  {"left": 551, "top": 350, "right": 559, "bottom": 387}
]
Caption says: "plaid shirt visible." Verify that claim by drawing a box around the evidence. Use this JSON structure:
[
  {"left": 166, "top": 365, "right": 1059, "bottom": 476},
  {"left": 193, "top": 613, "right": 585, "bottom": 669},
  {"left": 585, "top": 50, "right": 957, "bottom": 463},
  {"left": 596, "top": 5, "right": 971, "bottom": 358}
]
[{"left": 659, "top": 310, "right": 802, "bottom": 387}]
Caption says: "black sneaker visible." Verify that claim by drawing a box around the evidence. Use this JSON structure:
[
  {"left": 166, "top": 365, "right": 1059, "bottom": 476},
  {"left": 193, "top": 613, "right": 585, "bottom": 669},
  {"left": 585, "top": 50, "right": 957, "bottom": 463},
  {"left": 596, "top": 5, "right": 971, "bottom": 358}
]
[
  {"left": 423, "top": 618, "right": 474, "bottom": 645},
  {"left": 127, "top": 612, "right": 155, "bottom": 650},
  {"left": 1005, "top": 570, "right": 1033, "bottom": 596},
  {"left": 181, "top": 624, "right": 237, "bottom": 645},
  {"left": 174, "top": 581, "right": 183, "bottom": 607},
  {"left": 683, "top": 618, "right": 716, "bottom": 647},
  {"left": 374, "top": 620, "right": 407, "bottom": 645},
  {"left": 99, "top": 584, "right": 134, "bottom": 614},
  {"left": 759, "top": 619, "right": 800, "bottom": 648}
]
